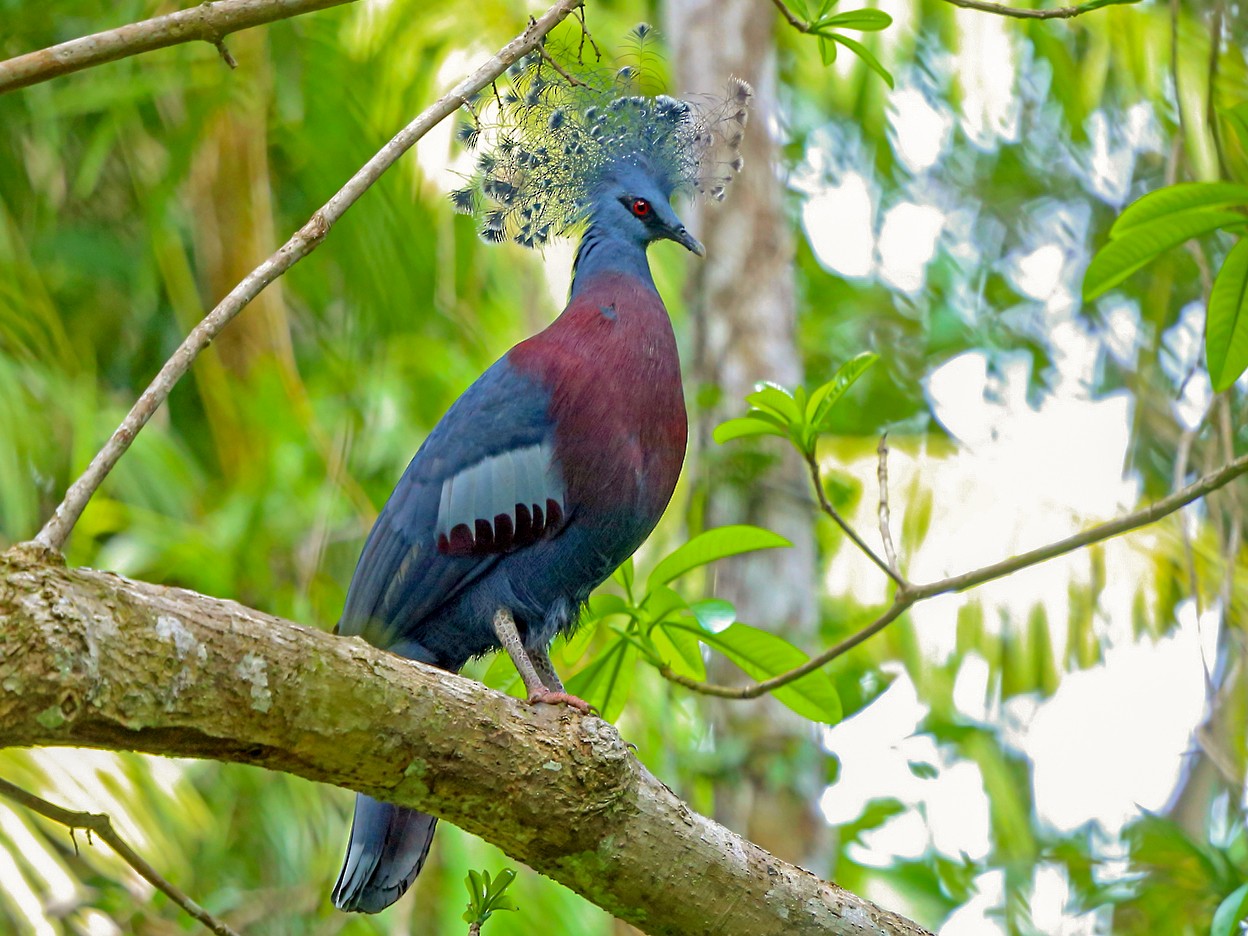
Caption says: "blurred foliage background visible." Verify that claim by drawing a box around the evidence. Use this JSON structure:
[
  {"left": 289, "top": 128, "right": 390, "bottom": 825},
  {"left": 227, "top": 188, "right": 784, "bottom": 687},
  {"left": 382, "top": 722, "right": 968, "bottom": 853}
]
[{"left": 1, "top": 0, "right": 1246, "bottom": 933}]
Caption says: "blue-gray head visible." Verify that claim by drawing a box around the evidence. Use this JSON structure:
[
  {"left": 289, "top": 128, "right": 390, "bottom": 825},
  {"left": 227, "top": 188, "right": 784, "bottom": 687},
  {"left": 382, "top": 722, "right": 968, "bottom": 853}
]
[{"left": 450, "top": 32, "right": 752, "bottom": 257}]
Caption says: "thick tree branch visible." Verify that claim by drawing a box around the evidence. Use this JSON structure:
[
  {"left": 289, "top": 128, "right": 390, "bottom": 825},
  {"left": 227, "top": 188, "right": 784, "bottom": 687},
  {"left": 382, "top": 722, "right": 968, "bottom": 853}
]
[
  {"left": 0, "top": 545, "right": 931, "bottom": 936},
  {"left": 663, "top": 450, "right": 1248, "bottom": 699},
  {"left": 30, "top": 0, "right": 585, "bottom": 554},
  {"left": 0, "top": 0, "right": 358, "bottom": 94},
  {"left": 0, "top": 778, "right": 239, "bottom": 936}
]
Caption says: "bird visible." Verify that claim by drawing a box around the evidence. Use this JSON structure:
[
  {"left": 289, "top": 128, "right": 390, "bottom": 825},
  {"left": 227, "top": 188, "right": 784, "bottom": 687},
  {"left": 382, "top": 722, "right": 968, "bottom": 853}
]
[{"left": 331, "top": 38, "right": 752, "bottom": 914}]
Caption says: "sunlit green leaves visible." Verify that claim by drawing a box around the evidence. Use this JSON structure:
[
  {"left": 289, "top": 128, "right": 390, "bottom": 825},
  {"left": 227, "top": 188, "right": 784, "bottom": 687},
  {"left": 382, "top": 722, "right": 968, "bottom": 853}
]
[
  {"left": 667, "top": 619, "right": 842, "bottom": 723},
  {"left": 567, "top": 525, "right": 841, "bottom": 723},
  {"left": 1083, "top": 206, "right": 1246, "bottom": 300},
  {"left": 463, "top": 867, "right": 519, "bottom": 926},
  {"left": 1084, "top": 181, "right": 1248, "bottom": 388},
  {"left": 646, "top": 525, "right": 790, "bottom": 591},
  {"left": 714, "top": 352, "right": 878, "bottom": 458},
  {"left": 1206, "top": 238, "right": 1248, "bottom": 391},
  {"left": 788, "top": 0, "right": 895, "bottom": 86}
]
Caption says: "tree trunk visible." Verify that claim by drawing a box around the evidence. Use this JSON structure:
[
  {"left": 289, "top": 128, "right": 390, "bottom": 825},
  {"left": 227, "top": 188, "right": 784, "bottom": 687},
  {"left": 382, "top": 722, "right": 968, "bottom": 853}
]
[{"left": 664, "top": 0, "right": 826, "bottom": 869}]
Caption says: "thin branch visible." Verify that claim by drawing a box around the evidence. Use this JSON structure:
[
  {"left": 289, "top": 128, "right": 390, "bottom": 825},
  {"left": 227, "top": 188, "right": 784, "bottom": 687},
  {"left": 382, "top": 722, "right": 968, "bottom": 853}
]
[
  {"left": 663, "top": 450, "right": 1248, "bottom": 700},
  {"left": 771, "top": 0, "right": 1118, "bottom": 29},
  {"left": 0, "top": 0, "right": 357, "bottom": 95},
  {"left": 0, "top": 778, "right": 239, "bottom": 936},
  {"left": 805, "top": 452, "right": 907, "bottom": 587},
  {"left": 936, "top": 0, "right": 1096, "bottom": 19},
  {"left": 770, "top": 0, "right": 813, "bottom": 32},
  {"left": 30, "top": 0, "right": 585, "bottom": 554},
  {"left": 877, "top": 434, "right": 899, "bottom": 574}
]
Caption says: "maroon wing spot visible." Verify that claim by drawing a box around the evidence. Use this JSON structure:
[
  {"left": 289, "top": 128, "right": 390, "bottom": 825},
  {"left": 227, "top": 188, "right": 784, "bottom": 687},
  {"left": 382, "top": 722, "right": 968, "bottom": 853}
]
[
  {"left": 531, "top": 502, "right": 545, "bottom": 534},
  {"left": 545, "top": 498, "right": 563, "bottom": 529},
  {"left": 474, "top": 518, "right": 495, "bottom": 552},
  {"left": 493, "top": 512, "right": 515, "bottom": 551},
  {"left": 440, "top": 523, "right": 475, "bottom": 556},
  {"left": 513, "top": 503, "right": 534, "bottom": 545}
]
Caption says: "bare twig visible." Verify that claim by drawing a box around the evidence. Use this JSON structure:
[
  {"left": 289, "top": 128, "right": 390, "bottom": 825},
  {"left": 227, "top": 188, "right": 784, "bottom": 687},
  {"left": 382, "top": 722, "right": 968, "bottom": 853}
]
[
  {"left": 662, "top": 450, "right": 1248, "bottom": 700},
  {"left": 574, "top": 5, "right": 601, "bottom": 63},
  {"left": 214, "top": 40, "right": 239, "bottom": 70},
  {"left": 534, "top": 25, "right": 587, "bottom": 87},
  {"left": 0, "top": 778, "right": 239, "bottom": 936},
  {"left": 877, "top": 434, "right": 899, "bottom": 574},
  {"left": 31, "top": 0, "right": 585, "bottom": 554},
  {"left": 805, "top": 452, "right": 907, "bottom": 587},
  {"left": 0, "top": 0, "right": 357, "bottom": 94}
]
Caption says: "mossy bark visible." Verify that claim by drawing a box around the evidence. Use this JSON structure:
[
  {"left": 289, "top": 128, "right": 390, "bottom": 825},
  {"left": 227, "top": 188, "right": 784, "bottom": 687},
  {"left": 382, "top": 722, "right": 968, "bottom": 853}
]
[{"left": 0, "top": 545, "right": 930, "bottom": 936}]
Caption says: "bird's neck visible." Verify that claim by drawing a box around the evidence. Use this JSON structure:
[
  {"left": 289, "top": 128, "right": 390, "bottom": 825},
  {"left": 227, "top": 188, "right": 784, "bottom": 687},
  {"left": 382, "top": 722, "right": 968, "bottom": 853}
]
[{"left": 569, "top": 224, "right": 654, "bottom": 298}]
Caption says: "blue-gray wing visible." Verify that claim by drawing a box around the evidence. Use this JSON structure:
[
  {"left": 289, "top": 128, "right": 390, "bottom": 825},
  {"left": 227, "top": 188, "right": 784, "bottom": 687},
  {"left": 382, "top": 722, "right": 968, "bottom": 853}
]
[{"left": 337, "top": 357, "right": 567, "bottom": 656}]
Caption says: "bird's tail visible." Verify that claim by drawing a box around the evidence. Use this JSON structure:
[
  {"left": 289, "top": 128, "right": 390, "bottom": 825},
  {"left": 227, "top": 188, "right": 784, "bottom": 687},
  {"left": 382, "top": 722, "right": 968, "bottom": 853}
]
[{"left": 331, "top": 794, "right": 438, "bottom": 913}]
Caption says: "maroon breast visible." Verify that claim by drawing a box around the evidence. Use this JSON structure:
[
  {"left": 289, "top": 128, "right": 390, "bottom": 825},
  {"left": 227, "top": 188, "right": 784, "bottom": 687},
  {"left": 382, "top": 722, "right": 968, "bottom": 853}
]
[{"left": 509, "top": 272, "right": 687, "bottom": 520}]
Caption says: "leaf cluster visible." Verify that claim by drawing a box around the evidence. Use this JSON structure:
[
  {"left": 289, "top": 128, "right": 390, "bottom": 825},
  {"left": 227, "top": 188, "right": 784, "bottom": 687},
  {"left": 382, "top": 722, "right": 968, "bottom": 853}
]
[
  {"left": 463, "top": 867, "right": 519, "bottom": 926},
  {"left": 786, "top": 0, "right": 896, "bottom": 88},
  {"left": 713, "top": 352, "right": 878, "bottom": 459}
]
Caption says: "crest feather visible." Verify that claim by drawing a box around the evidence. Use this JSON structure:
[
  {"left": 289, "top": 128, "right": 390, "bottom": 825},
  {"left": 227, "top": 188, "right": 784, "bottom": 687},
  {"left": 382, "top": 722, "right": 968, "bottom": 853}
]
[{"left": 451, "top": 26, "right": 753, "bottom": 248}]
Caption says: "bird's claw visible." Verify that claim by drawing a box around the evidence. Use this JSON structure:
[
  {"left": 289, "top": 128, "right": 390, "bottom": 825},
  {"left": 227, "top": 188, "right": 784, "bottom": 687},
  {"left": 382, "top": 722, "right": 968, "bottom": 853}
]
[{"left": 527, "top": 690, "right": 597, "bottom": 715}]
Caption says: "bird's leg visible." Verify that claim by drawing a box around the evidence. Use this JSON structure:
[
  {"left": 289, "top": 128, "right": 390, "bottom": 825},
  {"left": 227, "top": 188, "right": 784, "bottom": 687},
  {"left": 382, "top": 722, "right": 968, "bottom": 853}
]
[
  {"left": 492, "top": 609, "right": 593, "bottom": 714},
  {"left": 530, "top": 645, "right": 565, "bottom": 693}
]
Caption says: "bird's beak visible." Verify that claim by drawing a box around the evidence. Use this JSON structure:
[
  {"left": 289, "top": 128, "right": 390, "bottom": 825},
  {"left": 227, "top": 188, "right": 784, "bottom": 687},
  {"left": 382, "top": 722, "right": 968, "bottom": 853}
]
[{"left": 672, "top": 226, "right": 706, "bottom": 257}]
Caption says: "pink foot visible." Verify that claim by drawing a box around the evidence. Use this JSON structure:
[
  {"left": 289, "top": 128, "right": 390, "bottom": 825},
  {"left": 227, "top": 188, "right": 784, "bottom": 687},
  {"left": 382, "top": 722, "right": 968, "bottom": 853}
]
[{"left": 527, "top": 690, "right": 596, "bottom": 715}]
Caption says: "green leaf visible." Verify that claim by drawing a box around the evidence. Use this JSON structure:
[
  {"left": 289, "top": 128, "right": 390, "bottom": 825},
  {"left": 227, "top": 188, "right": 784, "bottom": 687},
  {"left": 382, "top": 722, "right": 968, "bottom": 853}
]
[
  {"left": 745, "top": 382, "right": 802, "bottom": 425},
  {"left": 826, "top": 33, "right": 893, "bottom": 88},
  {"left": 908, "top": 760, "right": 939, "bottom": 780},
  {"left": 485, "top": 868, "right": 517, "bottom": 910},
  {"left": 467, "top": 869, "right": 484, "bottom": 907},
  {"left": 1083, "top": 209, "right": 1247, "bottom": 300},
  {"left": 646, "top": 525, "right": 791, "bottom": 592},
  {"left": 713, "top": 416, "right": 788, "bottom": 445},
  {"left": 566, "top": 638, "right": 638, "bottom": 722},
  {"left": 1212, "top": 883, "right": 1248, "bottom": 936},
  {"left": 643, "top": 585, "right": 689, "bottom": 624},
  {"left": 651, "top": 623, "right": 706, "bottom": 680},
  {"left": 814, "top": 9, "right": 892, "bottom": 30},
  {"left": 818, "top": 36, "right": 837, "bottom": 66},
  {"left": 1110, "top": 183, "right": 1248, "bottom": 238},
  {"left": 690, "top": 598, "right": 735, "bottom": 633},
  {"left": 585, "top": 592, "right": 629, "bottom": 622},
  {"left": 1076, "top": 0, "right": 1145, "bottom": 9},
  {"left": 1207, "top": 238, "right": 1248, "bottom": 392},
  {"left": 1223, "top": 102, "right": 1248, "bottom": 152},
  {"left": 612, "top": 556, "right": 635, "bottom": 598},
  {"left": 671, "top": 620, "right": 842, "bottom": 723},
  {"left": 806, "top": 352, "right": 879, "bottom": 429}
]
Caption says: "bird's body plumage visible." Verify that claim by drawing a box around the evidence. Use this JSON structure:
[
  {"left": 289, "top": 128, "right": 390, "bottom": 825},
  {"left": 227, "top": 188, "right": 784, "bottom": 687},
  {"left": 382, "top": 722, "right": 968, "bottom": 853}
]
[
  {"left": 331, "top": 51, "right": 750, "bottom": 915},
  {"left": 336, "top": 268, "right": 685, "bottom": 669},
  {"left": 332, "top": 248, "right": 687, "bottom": 915}
]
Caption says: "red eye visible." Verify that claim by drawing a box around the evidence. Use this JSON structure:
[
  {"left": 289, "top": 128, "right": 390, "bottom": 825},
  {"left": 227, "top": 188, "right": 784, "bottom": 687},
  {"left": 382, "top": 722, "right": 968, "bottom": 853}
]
[{"left": 631, "top": 198, "right": 651, "bottom": 218}]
